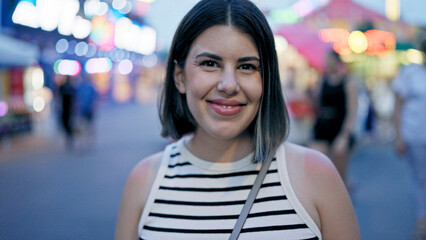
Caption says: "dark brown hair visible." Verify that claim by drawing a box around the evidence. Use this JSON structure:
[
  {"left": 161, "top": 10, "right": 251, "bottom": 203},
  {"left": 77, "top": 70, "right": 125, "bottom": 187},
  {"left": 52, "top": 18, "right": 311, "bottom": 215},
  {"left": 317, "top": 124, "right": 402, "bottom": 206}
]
[{"left": 159, "top": 0, "right": 289, "bottom": 163}]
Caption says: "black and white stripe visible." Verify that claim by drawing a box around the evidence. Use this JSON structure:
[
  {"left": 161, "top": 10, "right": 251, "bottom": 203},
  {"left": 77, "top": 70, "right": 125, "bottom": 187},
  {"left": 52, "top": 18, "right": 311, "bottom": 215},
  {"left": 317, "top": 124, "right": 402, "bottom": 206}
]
[{"left": 139, "top": 141, "right": 319, "bottom": 240}]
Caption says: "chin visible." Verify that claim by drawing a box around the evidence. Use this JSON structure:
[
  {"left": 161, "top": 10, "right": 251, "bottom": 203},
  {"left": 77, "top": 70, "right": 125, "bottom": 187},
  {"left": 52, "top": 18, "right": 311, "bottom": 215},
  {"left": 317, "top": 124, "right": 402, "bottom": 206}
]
[{"left": 206, "top": 128, "right": 251, "bottom": 142}]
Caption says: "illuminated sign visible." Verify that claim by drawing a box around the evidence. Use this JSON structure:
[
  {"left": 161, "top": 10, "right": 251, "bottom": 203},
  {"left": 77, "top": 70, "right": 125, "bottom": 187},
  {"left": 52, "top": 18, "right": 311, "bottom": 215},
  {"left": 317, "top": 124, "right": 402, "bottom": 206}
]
[
  {"left": 54, "top": 59, "right": 81, "bottom": 76},
  {"left": 12, "top": 0, "right": 91, "bottom": 39},
  {"left": 114, "top": 17, "right": 156, "bottom": 55},
  {"left": 318, "top": 28, "right": 396, "bottom": 55}
]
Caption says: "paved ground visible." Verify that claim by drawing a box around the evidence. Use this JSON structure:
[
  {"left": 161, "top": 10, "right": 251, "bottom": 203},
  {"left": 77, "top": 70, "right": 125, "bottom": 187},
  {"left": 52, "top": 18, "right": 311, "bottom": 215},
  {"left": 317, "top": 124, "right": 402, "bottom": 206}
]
[
  {"left": 0, "top": 101, "right": 417, "bottom": 240},
  {"left": 349, "top": 140, "right": 416, "bottom": 240},
  {"left": 0, "top": 102, "right": 168, "bottom": 240}
]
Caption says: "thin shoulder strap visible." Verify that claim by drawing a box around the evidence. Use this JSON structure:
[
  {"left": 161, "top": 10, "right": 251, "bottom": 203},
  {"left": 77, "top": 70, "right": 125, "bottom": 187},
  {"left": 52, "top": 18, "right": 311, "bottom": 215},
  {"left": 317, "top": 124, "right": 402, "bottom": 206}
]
[
  {"left": 228, "top": 150, "right": 276, "bottom": 240},
  {"left": 138, "top": 143, "right": 174, "bottom": 234}
]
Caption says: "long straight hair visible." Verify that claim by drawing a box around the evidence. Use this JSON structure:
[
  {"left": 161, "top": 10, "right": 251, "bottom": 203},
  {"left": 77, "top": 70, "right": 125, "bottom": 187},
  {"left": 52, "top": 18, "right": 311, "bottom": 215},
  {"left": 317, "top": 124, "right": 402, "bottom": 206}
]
[{"left": 159, "top": 0, "right": 289, "bottom": 163}]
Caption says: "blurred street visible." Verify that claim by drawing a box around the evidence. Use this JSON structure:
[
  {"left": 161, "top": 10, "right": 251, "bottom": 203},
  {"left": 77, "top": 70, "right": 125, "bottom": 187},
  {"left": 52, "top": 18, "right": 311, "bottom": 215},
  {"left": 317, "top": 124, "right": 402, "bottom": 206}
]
[
  {"left": 0, "top": 102, "right": 168, "bottom": 240},
  {"left": 0, "top": 101, "right": 417, "bottom": 240}
]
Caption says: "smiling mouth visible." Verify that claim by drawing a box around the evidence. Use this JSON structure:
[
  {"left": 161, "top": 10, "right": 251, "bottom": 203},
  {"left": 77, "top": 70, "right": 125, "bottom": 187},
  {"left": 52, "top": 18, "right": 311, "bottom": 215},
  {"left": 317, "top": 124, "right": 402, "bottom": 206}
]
[
  {"left": 206, "top": 100, "right": 245, "bottom": 116},
  {"left": 221, "top": 105, "right": 233, "bottom": 109},
  {"left": 206, "top": 100, "right": 245, "bottom": 108}
]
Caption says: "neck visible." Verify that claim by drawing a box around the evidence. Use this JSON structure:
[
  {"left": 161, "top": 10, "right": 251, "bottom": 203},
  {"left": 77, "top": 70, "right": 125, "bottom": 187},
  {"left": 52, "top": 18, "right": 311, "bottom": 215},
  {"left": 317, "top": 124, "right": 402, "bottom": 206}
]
[{"left": 187, "top": 131, "right": 253, "bottom": 163}]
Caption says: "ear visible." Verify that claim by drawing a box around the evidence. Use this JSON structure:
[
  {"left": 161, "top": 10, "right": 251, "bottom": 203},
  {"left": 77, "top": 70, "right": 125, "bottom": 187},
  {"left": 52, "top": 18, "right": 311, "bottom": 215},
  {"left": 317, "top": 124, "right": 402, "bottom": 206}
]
[{"left": 173, "top": 61, "right": 186, "bottom": 94}]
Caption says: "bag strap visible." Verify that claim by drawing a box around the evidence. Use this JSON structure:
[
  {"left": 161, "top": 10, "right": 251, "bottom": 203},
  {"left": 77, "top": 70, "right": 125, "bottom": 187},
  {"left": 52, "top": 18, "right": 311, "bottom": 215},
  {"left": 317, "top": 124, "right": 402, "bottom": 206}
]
[{"left": 228, "top": 150, "right": 276, "bottom": 240}]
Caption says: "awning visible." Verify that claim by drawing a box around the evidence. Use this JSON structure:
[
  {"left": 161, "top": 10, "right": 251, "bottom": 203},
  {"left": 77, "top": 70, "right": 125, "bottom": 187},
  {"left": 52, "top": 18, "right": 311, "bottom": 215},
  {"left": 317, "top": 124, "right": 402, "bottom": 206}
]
[
  {"left": 277, "top": 23, "right": 331, "bottom": 71},
  {"left": 0, "top": 33, "right": 39, "bottom": 67}
]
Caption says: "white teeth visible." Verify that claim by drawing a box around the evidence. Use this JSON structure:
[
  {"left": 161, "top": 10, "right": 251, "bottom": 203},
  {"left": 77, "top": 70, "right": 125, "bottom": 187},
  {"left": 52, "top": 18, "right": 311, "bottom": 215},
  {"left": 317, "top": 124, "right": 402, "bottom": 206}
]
[{"left": 222, "top": 105, "right": 232, "bottom": 109}]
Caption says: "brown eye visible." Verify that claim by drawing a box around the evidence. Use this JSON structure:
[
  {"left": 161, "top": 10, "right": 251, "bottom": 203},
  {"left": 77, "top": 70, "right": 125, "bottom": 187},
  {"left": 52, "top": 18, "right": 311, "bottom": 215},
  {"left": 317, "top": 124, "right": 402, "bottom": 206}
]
[
  {"left": 238, "top": 64, "right": 258, "bottom": 71},
  {"left": 200, "top": 60, "right": 219, "bottom": 68}
]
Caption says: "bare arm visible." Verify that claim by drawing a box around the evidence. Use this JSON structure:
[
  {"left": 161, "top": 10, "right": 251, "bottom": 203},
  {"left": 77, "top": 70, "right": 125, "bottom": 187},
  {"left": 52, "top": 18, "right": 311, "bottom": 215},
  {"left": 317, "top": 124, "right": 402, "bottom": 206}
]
[
  {"left": 340, "top": 78, "right": 358, "bottom": 138},
  {"left": 115, "top": 152, "right": 162, "bottom": 240},
  {"left": 285, "top": 143, "right": 360, "bottom": 239},
  {"left": 393, "top": 94, "right": 406, "bottom": 155},
  {"left": 307, "top": 150, "right": 361, "bottom": 239},
  {"left": 309, "top": 77, "right": 324, "bottom": 114}
]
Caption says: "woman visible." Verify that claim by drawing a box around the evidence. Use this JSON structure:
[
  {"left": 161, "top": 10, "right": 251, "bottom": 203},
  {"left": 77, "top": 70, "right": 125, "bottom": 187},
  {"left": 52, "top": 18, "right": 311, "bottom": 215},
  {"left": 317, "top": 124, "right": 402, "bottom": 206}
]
[
  {"left": 393, "top": 38, "right": 426, "bottom": 240},
  {"left": 115, "top": 0, "right": 360, "bottom": 239},
  {"left": 310, "top": 51, "right": 358, "bottom": 183}
]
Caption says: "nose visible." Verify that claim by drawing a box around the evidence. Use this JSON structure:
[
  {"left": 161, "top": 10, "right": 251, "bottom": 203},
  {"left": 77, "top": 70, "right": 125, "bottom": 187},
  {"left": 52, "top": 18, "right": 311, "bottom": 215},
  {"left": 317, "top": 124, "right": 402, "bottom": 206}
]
[{"left": 217, "top": 68, "right": 240, "bottom": 95}]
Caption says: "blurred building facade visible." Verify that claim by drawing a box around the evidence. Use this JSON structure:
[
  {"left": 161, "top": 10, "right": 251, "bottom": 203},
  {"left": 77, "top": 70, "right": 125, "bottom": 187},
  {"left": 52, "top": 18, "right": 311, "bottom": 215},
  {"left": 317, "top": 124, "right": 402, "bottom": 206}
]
[
  {"left": 0, "top": 0, "right": 164, "bottom": 139},
  {"left": 269, "top": 0, "right": 425, "bottom": 143}
]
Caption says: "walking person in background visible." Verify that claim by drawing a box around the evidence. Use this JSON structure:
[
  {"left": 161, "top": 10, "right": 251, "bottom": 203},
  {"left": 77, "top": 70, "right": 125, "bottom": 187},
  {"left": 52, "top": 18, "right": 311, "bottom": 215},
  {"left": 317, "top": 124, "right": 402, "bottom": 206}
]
[
  {"left": 115, "top": 1, "right": 360, "bottom": 239},
  {"left": 59, "top": 75, "right": 76, "bottom": 151},
  {"left": 393, "top": 37, "right": 426, "bottom": 240},
  {"left": 309, "top": 50, "right": 358, "bottom": 185},
  {"left": 76, "top": 75, "right": 99, "bottom": 152}
]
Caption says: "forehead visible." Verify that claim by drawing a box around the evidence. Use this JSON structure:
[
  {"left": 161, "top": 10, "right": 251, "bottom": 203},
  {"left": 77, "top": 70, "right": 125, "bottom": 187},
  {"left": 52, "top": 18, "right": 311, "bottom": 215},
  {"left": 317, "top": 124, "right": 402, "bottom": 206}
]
[{"left": 188, "top": 25, "right": 259, "bottom": 58}]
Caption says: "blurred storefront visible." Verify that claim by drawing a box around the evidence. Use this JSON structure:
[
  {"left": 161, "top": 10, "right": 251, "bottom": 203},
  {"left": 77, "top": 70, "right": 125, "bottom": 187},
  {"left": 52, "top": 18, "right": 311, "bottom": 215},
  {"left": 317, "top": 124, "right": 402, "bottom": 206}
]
[
  {"left": 269, "top": 0, "right": 425, "bottom": 143},
  {"left": 0, "top": 0, "right": 164, "bottom": 139},
  {"left": 0, "top": 32, "right": 41, "bottom": 137}
]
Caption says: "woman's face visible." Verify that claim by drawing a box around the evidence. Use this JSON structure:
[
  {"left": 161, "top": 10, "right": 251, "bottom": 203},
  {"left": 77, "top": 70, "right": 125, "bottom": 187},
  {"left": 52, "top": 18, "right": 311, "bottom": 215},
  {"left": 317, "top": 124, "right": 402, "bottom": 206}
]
[{"left": 174, "top": 25, "right": 262, "bottom": 141}]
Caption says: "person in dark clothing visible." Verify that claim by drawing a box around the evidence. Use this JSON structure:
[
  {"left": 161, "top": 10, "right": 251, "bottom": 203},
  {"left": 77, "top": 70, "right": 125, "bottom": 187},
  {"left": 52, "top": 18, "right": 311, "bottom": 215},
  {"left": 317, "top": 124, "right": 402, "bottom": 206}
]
[
  {"left": 59, "top": 75, "right": 76, "bottom": 150},
  {"left": 76, "top": 76, "right": 98, "bottom": 151},
  {"left": 310, "top": 50, "right": 358, "bottom": 183}
]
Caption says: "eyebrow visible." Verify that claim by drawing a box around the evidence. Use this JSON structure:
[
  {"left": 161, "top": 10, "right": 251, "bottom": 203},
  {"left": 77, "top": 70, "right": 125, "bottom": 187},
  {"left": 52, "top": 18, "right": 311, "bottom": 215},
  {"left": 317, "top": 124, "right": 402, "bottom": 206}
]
[{"left": 195, "top": 52, "right": 260, "bottom": 62}]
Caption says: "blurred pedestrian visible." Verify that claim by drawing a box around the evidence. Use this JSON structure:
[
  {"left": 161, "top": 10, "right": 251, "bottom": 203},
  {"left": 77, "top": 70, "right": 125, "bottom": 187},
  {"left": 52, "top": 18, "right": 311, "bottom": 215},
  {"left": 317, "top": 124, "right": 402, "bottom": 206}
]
[
  {"left": 309, "top": 50, "right": 358, "bottom": 184},
  {"left": 76, "top": 75, "right": 98, "bottom": 151},
  {"left": 115, "top": 1, "right": 360, "bottom": 239},
  {"left": 393, "top": 38, "right": 426, "bottom": 240},
  {"left": 59, "top": 75, "right": 76, "bottom": 150}
]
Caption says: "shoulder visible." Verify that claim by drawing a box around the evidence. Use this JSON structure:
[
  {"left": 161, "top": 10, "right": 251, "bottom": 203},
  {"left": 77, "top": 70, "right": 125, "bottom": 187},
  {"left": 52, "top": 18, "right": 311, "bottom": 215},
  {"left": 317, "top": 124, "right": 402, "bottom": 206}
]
[
  {"left": 127, "top": 151, "right": 164, "bottom": 191},
  {"left": 283, "top": 142, "right": 339, "bottom": 229},
  {"left": 284, "top": 143, "right": 343, "bottom": 205},
  {"left": 115, "top": 151, "right": 164, "bottom": 240},
  {"left": 121, "top": 151, "right": 164, "bottom": 215},
  {"left": 285, "top": 142, "right": 348, "bottom": 206},
  {"left": 284, "top": 142, "right": 360, "bottom": 239},
  {"left": 284, "top": 142, "right": 338, "bottom": 182}
]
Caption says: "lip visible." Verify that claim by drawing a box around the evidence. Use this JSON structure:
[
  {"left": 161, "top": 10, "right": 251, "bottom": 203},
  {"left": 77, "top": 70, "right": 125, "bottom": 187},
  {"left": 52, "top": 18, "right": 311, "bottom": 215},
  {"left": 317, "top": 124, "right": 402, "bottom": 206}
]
[{"left": 207, "top": 99, "right": 245, "bottom": 116}]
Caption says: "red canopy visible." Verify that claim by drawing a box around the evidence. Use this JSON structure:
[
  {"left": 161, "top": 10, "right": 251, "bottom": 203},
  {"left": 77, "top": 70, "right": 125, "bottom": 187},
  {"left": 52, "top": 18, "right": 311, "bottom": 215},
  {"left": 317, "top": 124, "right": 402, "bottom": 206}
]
[
  {"left": 276, "top": 0, "right": 389, "bottom": 71},
  {"left": 305, "top": 0, "right": 385, "bottom": 23},
  {"left": 277, "top": 23, "right": 331, "bottom": 71}
]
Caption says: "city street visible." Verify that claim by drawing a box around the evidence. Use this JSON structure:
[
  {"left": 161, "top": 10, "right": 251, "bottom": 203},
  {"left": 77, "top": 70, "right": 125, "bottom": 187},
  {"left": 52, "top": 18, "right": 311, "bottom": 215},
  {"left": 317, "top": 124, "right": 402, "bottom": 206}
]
[
  {"left": 0, "top": 102, "right": 168, "bottom": 240},
  {"left": 0, "top": 101, "right": 417, "bottom": 240}
]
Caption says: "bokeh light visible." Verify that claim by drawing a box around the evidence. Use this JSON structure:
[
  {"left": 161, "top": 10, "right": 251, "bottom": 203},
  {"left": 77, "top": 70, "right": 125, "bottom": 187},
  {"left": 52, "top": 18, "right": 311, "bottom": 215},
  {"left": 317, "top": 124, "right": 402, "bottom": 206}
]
[
  {"left": 85, "top": 58, "right": 113, "bottom": 74},
  {"left": 348, "top": 31, "right": 368, "bottom": 54},
  {"left": 142, "top": 54, "right": 157, "bottom": 68},
  {"left": 85, "top": 43, "right": 98, "bottom": 58},
  {"left": 32, "top": 68, "right": 44, "bottom": 90},
  {"left": 32, "top": 96, "right": 45, "bottom": 112},
  {"left": 406, "top": 48, "right": 424, "bottom": 64},
  {"left": 75, "top": 41, "right": 89, "bottom": 56},
  {"left": 73, "top": 16, "right": 92, "bottom": 39},
  {"left": 55, "top": 38, "right": 69, "bottom": 53},
  {"left": 118, "top": 59, "right": 133, "bottom": 74},
  {"left": 274, "top": 35, "right": 289, "bottom": 54},
  {"left": 0, "top": 101, "right": 8, "bottom": 117},
  {"left": 55, "top": 59, "right": 81, "bottom": 76},
  {"left": 12, "top": 1, "right": 39, "bottom": 28}
]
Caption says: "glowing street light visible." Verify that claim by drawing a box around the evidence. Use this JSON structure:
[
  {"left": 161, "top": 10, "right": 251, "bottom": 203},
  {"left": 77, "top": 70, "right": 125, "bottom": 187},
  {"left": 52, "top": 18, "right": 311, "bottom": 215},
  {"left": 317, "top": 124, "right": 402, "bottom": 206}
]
[
  {"left": 348, "top": 31, "right": 368, "bottom": 54},
  {"left": 386, "top": 0, "right": 400, "bottom": 21}
]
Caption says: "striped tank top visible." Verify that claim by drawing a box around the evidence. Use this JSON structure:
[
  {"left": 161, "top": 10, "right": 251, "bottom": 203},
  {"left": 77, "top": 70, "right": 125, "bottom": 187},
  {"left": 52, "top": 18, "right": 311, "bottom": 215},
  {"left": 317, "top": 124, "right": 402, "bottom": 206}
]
[{"left": 138, "top": 137, "right": 321, "bottom": 240}]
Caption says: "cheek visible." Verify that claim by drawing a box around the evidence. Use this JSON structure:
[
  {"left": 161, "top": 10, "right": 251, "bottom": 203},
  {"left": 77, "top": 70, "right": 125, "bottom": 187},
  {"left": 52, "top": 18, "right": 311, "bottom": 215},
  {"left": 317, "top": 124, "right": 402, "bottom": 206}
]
[
  {"left": 184, "top": 72, "right": 217, "bottom": 98},
  {"left": 242, "top": 79, "right": 263, "bottom": 103}
]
